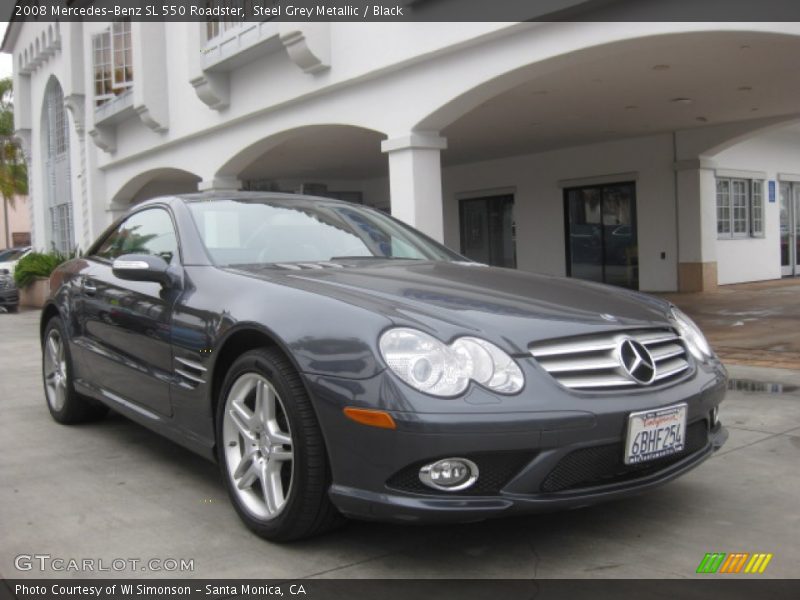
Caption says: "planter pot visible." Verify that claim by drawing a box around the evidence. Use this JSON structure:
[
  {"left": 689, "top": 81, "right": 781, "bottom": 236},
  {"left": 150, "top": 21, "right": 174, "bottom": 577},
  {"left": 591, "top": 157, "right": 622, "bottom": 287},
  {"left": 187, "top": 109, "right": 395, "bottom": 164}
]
[{"left": 20, "top": 277, "right": 50, "bottom": 308}]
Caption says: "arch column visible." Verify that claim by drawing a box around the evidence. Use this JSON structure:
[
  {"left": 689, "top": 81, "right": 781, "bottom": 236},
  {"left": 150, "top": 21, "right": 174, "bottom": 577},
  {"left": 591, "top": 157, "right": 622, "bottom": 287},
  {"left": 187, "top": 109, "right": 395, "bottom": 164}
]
[
  {"left": 381, "top": 132, "right": 447, "bottom": 242},
  {"left": 675, "top": 158, "right": 718, "bottom": 292}
]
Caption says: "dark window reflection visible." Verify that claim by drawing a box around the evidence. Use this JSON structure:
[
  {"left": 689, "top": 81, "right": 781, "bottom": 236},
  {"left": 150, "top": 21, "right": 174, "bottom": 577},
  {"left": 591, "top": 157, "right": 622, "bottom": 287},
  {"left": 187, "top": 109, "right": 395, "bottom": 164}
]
[
  {"left": 564, "top": 182, "right": 638, "bottom": 290},
  {"left": 458, "top": 195, "right": 516, "bottom": 268}
]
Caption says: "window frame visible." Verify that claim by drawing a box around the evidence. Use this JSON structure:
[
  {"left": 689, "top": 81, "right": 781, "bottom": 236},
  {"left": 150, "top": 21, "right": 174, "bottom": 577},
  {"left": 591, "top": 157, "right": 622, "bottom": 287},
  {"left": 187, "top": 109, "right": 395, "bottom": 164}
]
[
  {"left": 750, "top": 179, "right": 765, "bottom": 238},
  {"left": 204, "top": 1, "right": 274, "bottom": 42},
  {"left": 92, "top": 22, "right": 133, "bottom": 108},
  {"left": 92, "top": 30, "right": 114, "bottom": 107},
  {"left": 89, "top": 206, "right": 183, "bottom": 267},
  {"left": 716, "top": 176, "right": 765, "bottom": 240},
  {"left": 111, "top": 21, "right": 134, "bottom": 91},
  {"left": 716, "top": 178, "right": 732, "bottom": 238},
  {"left": 731, "top": 178, "right": 750, "bottom": 239}
]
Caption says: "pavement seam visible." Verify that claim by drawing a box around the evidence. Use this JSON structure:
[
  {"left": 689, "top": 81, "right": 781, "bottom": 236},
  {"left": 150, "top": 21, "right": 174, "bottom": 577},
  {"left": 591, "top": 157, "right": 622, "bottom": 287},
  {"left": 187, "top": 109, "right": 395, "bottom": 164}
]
[
  {"left": 712, "top": 428, "right": 797, "bottom": 458},
  {"left": 524, "top": 537, "right": 542, "bottom": 598},
  {"left": 294, "top": 546, "right": 421, "bottom": 579},
  {"left": 725, "top": 424, "right": 800, "bottom": 436}
]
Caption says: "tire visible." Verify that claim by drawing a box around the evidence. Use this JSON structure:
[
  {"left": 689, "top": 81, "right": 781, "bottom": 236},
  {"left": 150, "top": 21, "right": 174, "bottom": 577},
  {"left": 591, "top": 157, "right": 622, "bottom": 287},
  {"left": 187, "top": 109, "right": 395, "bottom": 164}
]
[
  {"left": 216, "top": 347, "right": 342, "bottom": 542},
  {"left": 7, "top": 304, "right": 18, "bottom": 313},
  {"left": 42, "top": 316, "right": 108, "bottom": 424}
]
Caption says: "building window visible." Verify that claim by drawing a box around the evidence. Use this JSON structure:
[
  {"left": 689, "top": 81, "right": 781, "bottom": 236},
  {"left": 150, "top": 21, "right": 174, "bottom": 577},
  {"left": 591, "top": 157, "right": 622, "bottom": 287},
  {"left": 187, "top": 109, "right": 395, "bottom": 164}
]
[
  {"left": 732, "top": 179, "right": 748, "bottom": 236},
  {"left": 716, "top": 179, "right": 731, "bottom": 237},
  {"left": 92, "top": 32, "right": 113, "bottom": 106},
  {"left": 751, "top": 180, "right": 764, "bottom": 237},
  {"left": 205, "top": 0, "right": 244, "bottom": 40},
  {"left": 112, "top": 22, "right": 133, "bottom": 89},
  {"left": 92, "top": 22, "right": 133, "bottom": 107},
  {"left": 716, "top": 177, "right": 764, "bottom": 240},
  {"left": 206, "top": 18, "right": 239, "bottom": 41},
  {"left": 43, "top": 79, "right": 74, "bottom": 254},
  {"left": 204, "top": 0, "right": 278, "bottom": 41}
]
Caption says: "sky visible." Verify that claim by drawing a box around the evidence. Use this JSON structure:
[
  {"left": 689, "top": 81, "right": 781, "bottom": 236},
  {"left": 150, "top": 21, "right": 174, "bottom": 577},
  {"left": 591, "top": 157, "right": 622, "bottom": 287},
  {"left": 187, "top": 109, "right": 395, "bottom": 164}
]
[{"left": 0, "top": 23, "right": 11, "bottom": 79}]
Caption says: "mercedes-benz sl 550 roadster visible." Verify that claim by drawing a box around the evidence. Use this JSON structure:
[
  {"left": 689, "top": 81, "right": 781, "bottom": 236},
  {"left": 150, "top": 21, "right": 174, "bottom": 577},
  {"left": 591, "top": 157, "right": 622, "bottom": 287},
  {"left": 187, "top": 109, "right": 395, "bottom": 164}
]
[{"left": 40, "top": 192, "right": 727, "bottom": 541}]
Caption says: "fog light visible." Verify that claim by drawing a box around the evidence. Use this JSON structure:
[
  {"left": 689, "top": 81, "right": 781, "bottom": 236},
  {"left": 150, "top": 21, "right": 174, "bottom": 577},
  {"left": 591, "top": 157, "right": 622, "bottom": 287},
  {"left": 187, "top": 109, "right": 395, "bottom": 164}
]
[
  {"left": 710, "top": 407, "right": 720, "bottom": 428},
  {"left": 419, "top": 458, "right": 479, "bottom": 492}
]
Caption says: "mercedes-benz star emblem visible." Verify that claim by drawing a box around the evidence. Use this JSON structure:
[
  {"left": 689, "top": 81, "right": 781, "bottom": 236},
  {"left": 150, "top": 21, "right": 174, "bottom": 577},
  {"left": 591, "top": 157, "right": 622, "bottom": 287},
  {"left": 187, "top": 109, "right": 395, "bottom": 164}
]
[{"left": 618, "top": 339, "right": 656, "bottom": 385}]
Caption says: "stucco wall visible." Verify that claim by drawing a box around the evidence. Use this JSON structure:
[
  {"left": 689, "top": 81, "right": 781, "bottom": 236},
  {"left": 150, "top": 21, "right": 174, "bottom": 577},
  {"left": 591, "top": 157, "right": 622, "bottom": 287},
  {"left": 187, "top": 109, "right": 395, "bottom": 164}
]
[
  {"left": 441, "top": 134, "right": 678, "bottom": 291},
  {"left": 712, "top": 129, "right": 800, "bottom": 285}
]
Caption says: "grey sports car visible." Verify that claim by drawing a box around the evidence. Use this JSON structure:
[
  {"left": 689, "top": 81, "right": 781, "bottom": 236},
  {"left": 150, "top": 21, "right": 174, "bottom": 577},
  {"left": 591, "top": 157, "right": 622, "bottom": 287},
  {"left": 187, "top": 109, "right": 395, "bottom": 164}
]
[{"left": 41, "top": 192, "right": 727, "bottom": 541}]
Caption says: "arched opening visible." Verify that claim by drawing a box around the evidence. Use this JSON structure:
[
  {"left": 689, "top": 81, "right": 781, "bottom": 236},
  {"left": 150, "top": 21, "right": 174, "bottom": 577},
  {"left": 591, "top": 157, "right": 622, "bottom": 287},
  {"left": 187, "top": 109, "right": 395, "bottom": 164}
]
[
  {"left": 413, "top": 29, "right": 800, "bottom": 291},
  {"left": 111, "top": 168, "right": 202, "bottom": 207},
  {"left": 40, "top": 77, "right": 73, "bottom": 253},
  {"left": 216, "top": 125, "right": 389, "bottom": 210}
]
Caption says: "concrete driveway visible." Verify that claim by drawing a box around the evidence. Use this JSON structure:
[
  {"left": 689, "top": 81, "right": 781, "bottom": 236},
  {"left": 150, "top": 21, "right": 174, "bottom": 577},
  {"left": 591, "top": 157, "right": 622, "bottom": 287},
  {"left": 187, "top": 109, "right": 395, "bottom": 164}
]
[{"left": 1, "top": 309, "right": 798, "bottom": 579}]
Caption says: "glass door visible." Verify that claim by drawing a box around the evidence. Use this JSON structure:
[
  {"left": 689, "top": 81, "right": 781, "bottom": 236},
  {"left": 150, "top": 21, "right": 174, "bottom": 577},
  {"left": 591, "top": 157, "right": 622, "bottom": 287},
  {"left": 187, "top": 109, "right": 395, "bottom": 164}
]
[
  {"left": 564, "top": 182, "right": 638, "bottom": 289},
  {"left": 780, "top": 182, "right": 800, "bottom": 277},
  {"left": 459, "top": 195, "right": 516, "bottom": 268}
]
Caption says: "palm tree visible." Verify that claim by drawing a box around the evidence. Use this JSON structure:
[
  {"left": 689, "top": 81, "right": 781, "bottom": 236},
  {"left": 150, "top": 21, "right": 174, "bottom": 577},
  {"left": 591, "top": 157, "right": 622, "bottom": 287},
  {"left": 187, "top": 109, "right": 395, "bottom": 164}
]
[{"left": 0, "top": 77, "right": 28, "bottom": 249}]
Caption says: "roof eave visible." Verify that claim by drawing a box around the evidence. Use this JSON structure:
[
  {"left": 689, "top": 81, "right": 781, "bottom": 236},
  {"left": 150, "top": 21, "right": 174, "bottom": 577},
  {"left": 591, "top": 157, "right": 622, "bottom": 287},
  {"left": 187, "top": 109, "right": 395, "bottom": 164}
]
[{"left": 1, "top": 20, "right": 22, "bottom": 55}]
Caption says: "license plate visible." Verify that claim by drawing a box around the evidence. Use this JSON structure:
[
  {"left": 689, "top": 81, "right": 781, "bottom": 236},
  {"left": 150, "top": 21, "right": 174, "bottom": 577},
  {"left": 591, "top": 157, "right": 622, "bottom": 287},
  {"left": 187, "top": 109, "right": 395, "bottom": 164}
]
[{"left": 624, "top": 404, "right": 687, "bottom": 465}]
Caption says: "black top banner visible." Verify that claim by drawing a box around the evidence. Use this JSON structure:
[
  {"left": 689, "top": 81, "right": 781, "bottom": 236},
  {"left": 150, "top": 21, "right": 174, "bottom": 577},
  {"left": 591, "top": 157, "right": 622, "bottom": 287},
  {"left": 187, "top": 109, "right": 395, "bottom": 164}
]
[{"left": 5, "top": 0, "right": 800, "bottom": 22}]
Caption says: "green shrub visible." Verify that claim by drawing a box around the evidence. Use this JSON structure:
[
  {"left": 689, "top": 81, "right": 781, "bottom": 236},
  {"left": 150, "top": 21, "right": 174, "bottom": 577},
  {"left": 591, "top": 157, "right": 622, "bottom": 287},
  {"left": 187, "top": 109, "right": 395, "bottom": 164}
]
[{"left": 13, "top": 251, "right": 70, "bottom": 288}]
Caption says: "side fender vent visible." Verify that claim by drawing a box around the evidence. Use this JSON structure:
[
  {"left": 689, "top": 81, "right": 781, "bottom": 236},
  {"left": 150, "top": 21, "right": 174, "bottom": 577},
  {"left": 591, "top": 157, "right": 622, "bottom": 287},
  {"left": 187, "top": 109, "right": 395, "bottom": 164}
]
[{"left": 174, "top": 356, "right": 207, "bottom": 388}]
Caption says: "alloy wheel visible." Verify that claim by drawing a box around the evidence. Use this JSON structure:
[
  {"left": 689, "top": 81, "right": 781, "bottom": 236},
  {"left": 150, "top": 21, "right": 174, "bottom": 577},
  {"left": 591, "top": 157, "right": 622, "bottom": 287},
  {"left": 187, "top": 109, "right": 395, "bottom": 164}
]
[
  {"left": 222, "top": 373, "right": 294, "bottom": 520},
  {"left": 43, "top": 328, "right": 68, "bottom": 412}
]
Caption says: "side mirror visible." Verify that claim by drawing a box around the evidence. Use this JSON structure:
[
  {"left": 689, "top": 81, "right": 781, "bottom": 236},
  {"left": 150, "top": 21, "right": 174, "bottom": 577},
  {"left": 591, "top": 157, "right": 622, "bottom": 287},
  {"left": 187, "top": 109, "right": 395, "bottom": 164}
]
[{"left": 112, "top": 254, "right": 173, "bottom": 287}]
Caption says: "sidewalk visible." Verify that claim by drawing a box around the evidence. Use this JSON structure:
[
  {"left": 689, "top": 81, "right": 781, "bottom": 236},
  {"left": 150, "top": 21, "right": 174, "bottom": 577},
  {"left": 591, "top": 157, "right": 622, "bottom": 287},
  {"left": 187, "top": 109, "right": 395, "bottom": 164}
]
[{"left": 660, "top": 277, "right": 800, "bottom": 370}]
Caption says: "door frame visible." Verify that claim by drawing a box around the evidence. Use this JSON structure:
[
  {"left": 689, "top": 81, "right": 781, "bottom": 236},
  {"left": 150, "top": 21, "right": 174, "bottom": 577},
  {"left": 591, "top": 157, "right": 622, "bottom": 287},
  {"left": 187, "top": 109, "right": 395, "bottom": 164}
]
[
  {"left": 780, "top": 181, "right": 800, "bottom": 277},
  {"left": 457, "top": 192, "right": 517, "bottom": 268},
  {"left": 563, "top": 180, "right": 638, "bottom": 288}
]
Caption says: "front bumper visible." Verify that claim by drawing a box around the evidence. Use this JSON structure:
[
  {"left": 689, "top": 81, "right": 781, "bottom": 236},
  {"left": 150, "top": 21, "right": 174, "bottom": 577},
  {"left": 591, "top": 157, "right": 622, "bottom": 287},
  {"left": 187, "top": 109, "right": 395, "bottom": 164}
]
[
  {"left": 0, "top": 287, "right": 19, "bottom": 307},
  {"left": 329, "top": 424, "right": 727, "bottom": 522},
  {"left": 304, "top": 360, "right": 728, "bottom": 523}
]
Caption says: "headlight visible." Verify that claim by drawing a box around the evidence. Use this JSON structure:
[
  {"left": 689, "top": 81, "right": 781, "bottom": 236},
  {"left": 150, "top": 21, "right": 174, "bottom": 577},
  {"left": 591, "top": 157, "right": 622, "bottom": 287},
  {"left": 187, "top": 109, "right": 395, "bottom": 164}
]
[
  {"left": 379, "top": 328, "right": 524, "bottom": 397},
  {"left": 670, "top": 307, "right": 712, "bottom": 361}
]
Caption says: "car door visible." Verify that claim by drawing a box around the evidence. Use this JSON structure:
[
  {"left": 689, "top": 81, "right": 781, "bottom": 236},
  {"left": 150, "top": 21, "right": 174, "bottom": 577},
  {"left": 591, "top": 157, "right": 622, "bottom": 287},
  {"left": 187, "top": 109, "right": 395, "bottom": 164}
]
[{"left": 79, "top": 207, "right": 181, "bottom": 417}]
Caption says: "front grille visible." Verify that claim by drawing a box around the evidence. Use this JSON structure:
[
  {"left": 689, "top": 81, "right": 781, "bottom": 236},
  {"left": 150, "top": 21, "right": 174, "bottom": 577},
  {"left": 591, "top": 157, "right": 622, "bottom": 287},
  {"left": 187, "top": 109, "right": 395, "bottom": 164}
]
[
  {"left": 530, "top": 328, "right": 691, "bottom": 391},
  {"left": 540, "top": 420, "right": 708, "bottom": 493},
  {"left": 386, "top": 452, "right": 534, "bottom": 496}
]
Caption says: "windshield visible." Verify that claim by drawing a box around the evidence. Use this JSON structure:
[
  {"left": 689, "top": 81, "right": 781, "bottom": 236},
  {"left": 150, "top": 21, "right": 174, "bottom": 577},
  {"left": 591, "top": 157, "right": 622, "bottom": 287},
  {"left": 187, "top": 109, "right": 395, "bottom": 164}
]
[
  {"left": 0, "top": 248, "right": 27, "bottom": 262},
  {"left": 187, "top": 198, "right": 462, "bottom": 266}
]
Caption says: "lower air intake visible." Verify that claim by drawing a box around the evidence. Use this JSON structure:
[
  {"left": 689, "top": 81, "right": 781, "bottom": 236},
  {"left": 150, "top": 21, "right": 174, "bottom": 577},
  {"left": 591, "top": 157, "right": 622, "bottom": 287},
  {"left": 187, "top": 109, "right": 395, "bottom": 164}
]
[{"left": 540, "top": 420, "right": 708, "bottom": 493}]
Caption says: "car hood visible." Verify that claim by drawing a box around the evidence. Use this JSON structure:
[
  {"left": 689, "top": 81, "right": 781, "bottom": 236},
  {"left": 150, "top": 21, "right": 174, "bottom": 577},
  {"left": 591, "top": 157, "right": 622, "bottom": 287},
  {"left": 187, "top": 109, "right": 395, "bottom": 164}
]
[{"left": 231, "top": 261, "right": 674, "bottom": 354}]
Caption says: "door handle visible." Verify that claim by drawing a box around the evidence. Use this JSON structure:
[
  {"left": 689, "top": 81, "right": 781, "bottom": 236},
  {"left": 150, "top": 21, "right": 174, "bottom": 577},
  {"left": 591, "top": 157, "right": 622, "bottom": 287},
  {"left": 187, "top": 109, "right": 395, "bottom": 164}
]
[{"left": 82, "top": 281, "right": 97, "bottom": 296}]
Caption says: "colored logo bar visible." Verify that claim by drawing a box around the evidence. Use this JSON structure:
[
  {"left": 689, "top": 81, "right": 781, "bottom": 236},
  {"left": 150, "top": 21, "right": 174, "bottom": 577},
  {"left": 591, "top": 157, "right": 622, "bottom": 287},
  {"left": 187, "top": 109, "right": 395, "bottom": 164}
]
[{"left": 696, "top": 553, "right": 773, "bottom": 574}]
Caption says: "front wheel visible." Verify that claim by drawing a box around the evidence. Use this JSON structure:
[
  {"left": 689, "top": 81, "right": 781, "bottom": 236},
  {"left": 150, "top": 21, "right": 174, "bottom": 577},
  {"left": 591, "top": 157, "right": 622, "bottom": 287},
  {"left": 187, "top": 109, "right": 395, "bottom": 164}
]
[
  {"left": 216, "top": 347, "right": 342, "bottom": 541},
  {"left": 42, "top": 316, "right": 108, "bottom": 424}
]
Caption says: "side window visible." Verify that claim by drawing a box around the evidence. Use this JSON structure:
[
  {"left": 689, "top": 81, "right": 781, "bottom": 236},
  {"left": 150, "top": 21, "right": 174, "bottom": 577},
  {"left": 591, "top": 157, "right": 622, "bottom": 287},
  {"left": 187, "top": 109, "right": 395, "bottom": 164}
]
[{"left": 94, "top": 208, "right": 179, "bottom": 264}]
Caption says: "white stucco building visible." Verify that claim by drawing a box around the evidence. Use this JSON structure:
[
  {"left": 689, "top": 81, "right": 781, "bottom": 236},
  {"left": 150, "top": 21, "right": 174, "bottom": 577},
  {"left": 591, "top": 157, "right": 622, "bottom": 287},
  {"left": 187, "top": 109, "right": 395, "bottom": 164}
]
[{"left": 3, "top": 17, "right": 800, "bottom": 291}]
